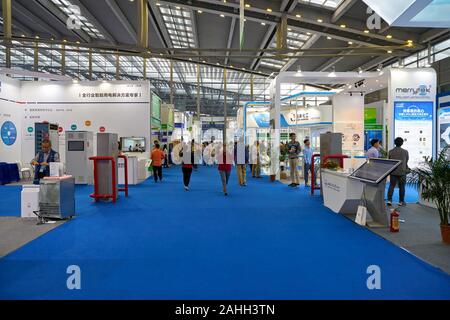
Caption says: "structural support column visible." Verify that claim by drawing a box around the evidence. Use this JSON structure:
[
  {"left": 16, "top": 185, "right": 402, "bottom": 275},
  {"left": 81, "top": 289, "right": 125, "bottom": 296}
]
[
  {"left": 116, "top": 52, "right": 120, "bottom": 80},
  {"left": 61, "top": 44, "right": 66, "bottom": 75},
  {"left": 143, "top": 57, "right": 147, "bottom": 80},
  {"left": 138, "top": 0, "right": 149, "bottom": 48},
  {"left": 197, "top": 63, "right": 201, "bottom": 118},
  {"left": 250, "top": 74, "right": 254, "bottom": 101},
  {"left": 223, "top": 68, "right": 228, "bottom": 144},
  {"left": 276, "top": 14, "right": 287, "bottom": 58},
  {"left": 170, "top": 60, "right": 174, "bottom": 105},
  {"left": 2, "top": 0, "right": 12, "bottom": 69},
  {"left": 33, "top": 42, "right": 39, "bottom": 81},
  {"left": 88, "top": 48, "right": 93, "bottom": 80}
]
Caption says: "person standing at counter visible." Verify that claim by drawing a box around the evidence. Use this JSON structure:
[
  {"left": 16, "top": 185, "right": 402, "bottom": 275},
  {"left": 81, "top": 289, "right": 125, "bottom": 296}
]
[
  {"left": 366, "top": 139, "right": 381, "bottom": 158},
  {"left": 287, "top": 133, "right": 301, "bottom": 187},
  {"left": 387, "top": 137, "right": 410, "bottom": 207},
  {"left": 303, "top": 139, "right": 313, "bottom": 187},
  {"left": 31, "top": 139, "right": 60, "bottom": 185},
  {"left": 150, "top": 143, "right": 165, "bottom": 183}
]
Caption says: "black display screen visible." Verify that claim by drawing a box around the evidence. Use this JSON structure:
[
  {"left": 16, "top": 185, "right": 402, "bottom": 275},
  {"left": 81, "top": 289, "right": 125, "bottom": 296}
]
[
  {"left": 350, "top": 159, "right": 401, "bottom": 184},
  {"left": 68, "top": 141, "right": 84, "bottom": 151}
]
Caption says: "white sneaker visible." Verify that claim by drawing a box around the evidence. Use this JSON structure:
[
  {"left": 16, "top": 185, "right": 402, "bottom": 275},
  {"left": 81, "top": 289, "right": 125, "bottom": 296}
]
[{"left": 184, "top": 186, "right": 189, "bottom": 191}]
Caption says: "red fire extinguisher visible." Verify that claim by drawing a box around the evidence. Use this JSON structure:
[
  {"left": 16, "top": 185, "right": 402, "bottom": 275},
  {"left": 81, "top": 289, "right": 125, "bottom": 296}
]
[{"left": 390, "top": 209, "right": 400, "bottom": 232}]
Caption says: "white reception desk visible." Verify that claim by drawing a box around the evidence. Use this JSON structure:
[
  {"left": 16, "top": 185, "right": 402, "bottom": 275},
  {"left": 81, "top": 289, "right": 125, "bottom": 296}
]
[{"left": 321, "top": 169, "right": 364, "bottom": 214}]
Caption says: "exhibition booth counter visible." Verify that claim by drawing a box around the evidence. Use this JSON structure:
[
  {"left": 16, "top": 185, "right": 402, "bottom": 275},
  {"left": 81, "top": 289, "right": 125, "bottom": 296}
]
[{"left": 322, "top": 169, "right": 364, "bottom": 214}]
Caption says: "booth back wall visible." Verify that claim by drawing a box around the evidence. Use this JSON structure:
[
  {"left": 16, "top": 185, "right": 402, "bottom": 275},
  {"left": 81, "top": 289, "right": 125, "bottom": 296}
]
[
  {"left": 1, "top": 78, "right": 151, "bottom": 164},
  {"left": 0, "top": 76, "right": 23, "bottom": 163}
]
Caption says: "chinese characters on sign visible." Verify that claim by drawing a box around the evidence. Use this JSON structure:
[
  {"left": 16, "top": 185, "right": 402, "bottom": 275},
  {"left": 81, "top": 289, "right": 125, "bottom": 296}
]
[{"left": 78, "top": 92, "right": 143, "bottom": 98}]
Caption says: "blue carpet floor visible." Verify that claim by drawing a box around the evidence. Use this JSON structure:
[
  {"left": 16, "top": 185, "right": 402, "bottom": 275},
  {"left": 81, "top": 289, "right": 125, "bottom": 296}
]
[{"left": 0, "top": 166, "right": 449, "bottom": 300}]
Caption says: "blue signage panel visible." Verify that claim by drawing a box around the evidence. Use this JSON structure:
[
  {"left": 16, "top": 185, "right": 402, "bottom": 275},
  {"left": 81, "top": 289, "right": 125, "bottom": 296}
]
[
  {"left": 1, "top": 121, "right": 17, "bottom": 146},
  {"left": 394, "top": 101, "right": 434, "bottom": 168}
]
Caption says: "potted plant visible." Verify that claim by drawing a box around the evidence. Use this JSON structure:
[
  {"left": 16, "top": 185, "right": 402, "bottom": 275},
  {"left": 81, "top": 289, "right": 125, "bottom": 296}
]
[{"left": 408, "top": 147, "right": 450, "bottom": 244}]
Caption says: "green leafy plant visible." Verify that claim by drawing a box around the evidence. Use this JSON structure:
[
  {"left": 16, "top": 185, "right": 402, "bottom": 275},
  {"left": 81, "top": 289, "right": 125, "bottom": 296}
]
[
  {"left": 408, "top": 147, "right": 450, "bottom": 226},
  {"left": 321, "top": 160, "right": 340, "bottom": 171}
]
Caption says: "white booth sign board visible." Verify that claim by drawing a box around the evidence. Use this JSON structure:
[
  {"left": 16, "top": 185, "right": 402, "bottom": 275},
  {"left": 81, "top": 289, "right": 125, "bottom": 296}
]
[
  {"left": 322, "top": 170, "right": 364, "bottom": 214},
  {"left": 245, "top": 106, "right": 332, "bottom": 128},
  {"left": 388, "top": 68, "right": 436, "bottom": 168},
  {"left": 0, "top": 75, "right": 23, "bottom": 163},
  {"left": 332, "top": 94, "right": 365, "bottom": 154},
  {"left": 18, "top": 81, "right": 151, "bottom": 165}
]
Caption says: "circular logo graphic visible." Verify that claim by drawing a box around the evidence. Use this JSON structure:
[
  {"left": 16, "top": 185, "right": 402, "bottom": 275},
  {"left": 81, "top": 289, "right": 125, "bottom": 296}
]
[
  {"left": 27, "top": 127, "right": 34, "bottom": 133},
  {"left": 85, "top": 120, "right": 92, "bottom": 127},
  {"left": 1, "top": 121, "right": 17, "bottom": 146},
  {"left": 353, "top": 134, "right": 361, "bottom": 142},
  {"left": 99, "top": 126, "right": 106, "bottom": 133},
  {"left": 71, "top": 124, "right": 77, "bottom": 131},
  {"left": 58, "top": 127, "right": 64, "bottom": 133}
]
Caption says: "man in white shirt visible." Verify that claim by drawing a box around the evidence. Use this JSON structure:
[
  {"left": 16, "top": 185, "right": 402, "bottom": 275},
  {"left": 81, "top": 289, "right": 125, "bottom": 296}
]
[{"left": 366, "top": 139, "right": 381, "bottom": 158}]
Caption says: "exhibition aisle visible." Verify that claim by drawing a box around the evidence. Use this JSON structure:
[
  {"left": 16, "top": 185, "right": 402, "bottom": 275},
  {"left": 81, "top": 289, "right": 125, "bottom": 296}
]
[{"left": 0, "top": 167, "right": 449, "bottom": 299}]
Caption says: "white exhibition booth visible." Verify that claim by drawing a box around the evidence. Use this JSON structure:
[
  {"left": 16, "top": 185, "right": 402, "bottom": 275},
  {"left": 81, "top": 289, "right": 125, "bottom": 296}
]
[
  {"left": 0, "top": 75, "right": 154, "bottom": 184},
  {"left": 266, "top": 68, "right": 437, "bottom": 215}
]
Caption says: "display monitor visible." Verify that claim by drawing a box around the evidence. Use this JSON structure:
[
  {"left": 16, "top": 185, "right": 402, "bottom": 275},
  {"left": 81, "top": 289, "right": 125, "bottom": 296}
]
[
  {"left": 121, "top": 137, "right": 146, "bottom": 152},
  {"left": 67, "top": 140, "right": 85, "bottom": 151},
  {"left": 349, "top": 158, "right": 401, "bottom": 184}
]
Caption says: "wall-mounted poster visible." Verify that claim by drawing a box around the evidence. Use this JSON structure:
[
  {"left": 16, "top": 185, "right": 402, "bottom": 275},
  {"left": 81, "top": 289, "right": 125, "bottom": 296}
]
[
  {"left": 394, "top": 101, "right": 433, "bottom": 168},
  {"left": 334, "top": 122, "right": 364, "bottom": 153},
  {"left": 439, "top": 106, "right": 450, "bottom": 152}
]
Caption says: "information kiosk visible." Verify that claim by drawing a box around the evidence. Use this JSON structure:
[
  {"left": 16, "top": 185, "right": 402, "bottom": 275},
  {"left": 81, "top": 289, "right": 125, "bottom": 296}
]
[{"left": 349, "top": 159, "right": 401, "bottom": 226}]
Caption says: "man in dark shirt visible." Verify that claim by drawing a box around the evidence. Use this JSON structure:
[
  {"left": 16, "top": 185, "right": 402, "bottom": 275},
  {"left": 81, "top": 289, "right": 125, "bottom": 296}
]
[
  {"left": 287, "top": 133, "right": 301, "bottom": 187},
  {"left": 387, "top": 137, "right": 410, "bottom": 206}
]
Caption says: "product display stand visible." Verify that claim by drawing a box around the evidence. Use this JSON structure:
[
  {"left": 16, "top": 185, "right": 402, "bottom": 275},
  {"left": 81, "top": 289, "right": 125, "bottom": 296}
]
[{"left": 362, "top": 181, "right": 389, "bottom": 227}]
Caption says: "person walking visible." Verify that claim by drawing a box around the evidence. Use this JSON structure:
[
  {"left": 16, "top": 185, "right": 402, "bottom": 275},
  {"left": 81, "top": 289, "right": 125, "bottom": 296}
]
[
  {"left": 235, "top": 140, "right": 248, "bottom": 186},
  {"left": 287, "top": 133, "right": 301, "bottom": 187},
  {"left": 387, "top": 137, "right": 410, "bottom": 207},
  {"left": 180, "top": 142, "right": 194, "bottom": 191},
  {"left": 162, "top": 144, "right": 170, "bottom": 168},
  {"left": 303, "top": 138, "right": 313, "bottom": 187},
  {"left": 218, "top": 144, "right": 233, "bottom": 195},
  {"left": 366, "top": 139, "right": 381, "bottom": 158},
  {"left": 150, "top": 143, "right": 165, "bottom": 182},
  {"left": 251, "top": 141, "right": 261, "bottom": 178}
]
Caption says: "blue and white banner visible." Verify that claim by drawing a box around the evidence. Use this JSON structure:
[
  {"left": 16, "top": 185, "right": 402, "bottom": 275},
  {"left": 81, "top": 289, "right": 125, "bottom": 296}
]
[{"left": 394, "top": 101, "right": 434, "bottom": 168}]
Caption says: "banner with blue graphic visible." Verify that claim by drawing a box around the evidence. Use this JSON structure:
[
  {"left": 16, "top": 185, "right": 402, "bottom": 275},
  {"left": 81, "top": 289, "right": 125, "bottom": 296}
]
[
  {"left": 1, "top": 121, "right": 17, "bottom": 146},
  {"left": 394, "top": 101, "right": 434, "bottom": 168},
  {"left": 394, "top": 101, "right": 433, "bottom": 121}
]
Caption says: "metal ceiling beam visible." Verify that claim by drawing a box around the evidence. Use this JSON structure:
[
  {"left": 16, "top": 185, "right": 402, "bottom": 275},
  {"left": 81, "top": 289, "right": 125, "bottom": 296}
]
[
  {"left": 69, "top": 0, "right": 117, "bottom": 44},
  {"left": 105, "top": 0, "right": 138, "bottom": 43},
  {"left": 157, "top": 0, "right": 409, "bottom": 47},
  {"left": 332, "top": 0, "right": 358, "bottom": 23},
  {"left": 34, "top": 0, "right": 91, "bottom": 42},
  {"left": 420, "top": 29, "right": 450, "bottom": 43},
  {"left": 224, "top": 17, "right": 236, "bottom": 66},
  {"left": 280, "top": 34, "right": 320, "bottom": 72},
  {"left": 251, "top": 0, "right": 296, "bottom": 70},
  {"left": 12, "top": 1, "right": 61, "bottom": 38}
]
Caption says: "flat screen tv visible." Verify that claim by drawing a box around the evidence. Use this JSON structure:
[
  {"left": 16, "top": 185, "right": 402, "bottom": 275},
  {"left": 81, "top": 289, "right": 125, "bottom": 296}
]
[{"left": 121, "top": 137, "right": 146, "bottom": 152}]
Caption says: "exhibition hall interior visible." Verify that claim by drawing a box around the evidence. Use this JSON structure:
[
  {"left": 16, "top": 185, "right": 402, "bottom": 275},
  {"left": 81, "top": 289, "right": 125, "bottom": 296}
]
[{"left": 0, "top": 0, "right": 450, "bottom": 301}]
